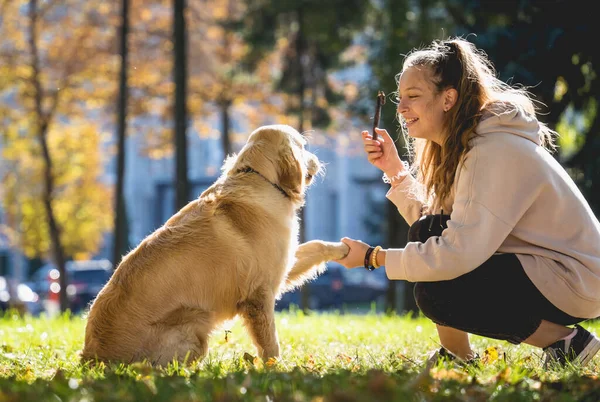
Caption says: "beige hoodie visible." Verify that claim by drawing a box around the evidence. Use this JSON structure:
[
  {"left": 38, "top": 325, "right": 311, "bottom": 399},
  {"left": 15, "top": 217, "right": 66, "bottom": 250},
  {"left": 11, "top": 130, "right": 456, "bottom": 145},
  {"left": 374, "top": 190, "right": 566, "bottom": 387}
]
[{"left": 385, "top": 104, "right": 600, "bottom": 319}]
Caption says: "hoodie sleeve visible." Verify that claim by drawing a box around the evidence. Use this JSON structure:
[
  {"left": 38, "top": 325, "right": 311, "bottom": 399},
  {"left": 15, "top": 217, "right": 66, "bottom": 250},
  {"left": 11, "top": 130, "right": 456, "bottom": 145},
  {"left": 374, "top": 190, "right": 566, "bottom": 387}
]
[
  {"left": 385, "top": 174, "right": 424, "bottom": 226},
  {"left": 384, "top": 137, "right": 538, "bottom": 282}
]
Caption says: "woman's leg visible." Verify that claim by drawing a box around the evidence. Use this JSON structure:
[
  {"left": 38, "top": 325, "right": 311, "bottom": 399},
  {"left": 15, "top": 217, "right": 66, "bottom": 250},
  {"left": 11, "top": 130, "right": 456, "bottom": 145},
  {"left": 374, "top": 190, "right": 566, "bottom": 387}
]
[
  {"left": 408, "top": 214, "right": 579, "bottom": 358},
  {"left": 413, "top": 253, "right": 544, "bottom": 346},
  {"left": 409, "top": 215, "right": 476, "bottom": 359},
  {"left": 523, "top": 320, "right": 573, "bottom": 348},
  {"left": 407, "top": 215, "right": 595, "bottom": 366},
  {"left": 436, "top": 324, "right": 475, "bottom": 360}
]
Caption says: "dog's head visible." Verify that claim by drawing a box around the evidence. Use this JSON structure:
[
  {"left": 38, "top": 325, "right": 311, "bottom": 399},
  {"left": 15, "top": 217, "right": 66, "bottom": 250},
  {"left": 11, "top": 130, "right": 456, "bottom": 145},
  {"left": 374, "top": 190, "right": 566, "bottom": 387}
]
[{"left": 224, "top": 124, "right": 322, "bottom": 206}]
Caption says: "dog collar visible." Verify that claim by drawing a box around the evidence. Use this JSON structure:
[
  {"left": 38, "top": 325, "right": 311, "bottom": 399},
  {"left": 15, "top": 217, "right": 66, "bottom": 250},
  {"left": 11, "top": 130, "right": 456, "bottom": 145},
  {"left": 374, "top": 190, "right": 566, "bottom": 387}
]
[{"left": 237, "top": 167, "right": 289, "bottom": 198}]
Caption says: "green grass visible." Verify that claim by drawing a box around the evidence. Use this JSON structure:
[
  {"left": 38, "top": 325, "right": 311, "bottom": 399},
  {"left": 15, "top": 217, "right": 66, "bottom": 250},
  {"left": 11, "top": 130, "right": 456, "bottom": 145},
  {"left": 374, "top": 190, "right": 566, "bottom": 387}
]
[{"left": 1, "top": 308, "right": 599, "bottom": 401}]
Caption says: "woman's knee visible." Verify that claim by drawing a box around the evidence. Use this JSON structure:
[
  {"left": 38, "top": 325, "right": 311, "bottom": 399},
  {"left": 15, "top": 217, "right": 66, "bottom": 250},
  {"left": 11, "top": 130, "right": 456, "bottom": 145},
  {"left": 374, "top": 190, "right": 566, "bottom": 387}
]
[{"left": 413, "top": 282, "right": 449, "bottom": 322}]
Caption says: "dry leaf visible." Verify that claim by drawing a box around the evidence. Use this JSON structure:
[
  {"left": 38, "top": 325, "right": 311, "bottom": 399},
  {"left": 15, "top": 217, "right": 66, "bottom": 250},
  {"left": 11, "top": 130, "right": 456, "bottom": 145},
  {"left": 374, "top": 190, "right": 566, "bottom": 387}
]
[
  {"left": 482, "top": 346, "right": 499, "bottom": 364},
  {"left": 243, "top": 352, "right": 256, "bottom": 366}
]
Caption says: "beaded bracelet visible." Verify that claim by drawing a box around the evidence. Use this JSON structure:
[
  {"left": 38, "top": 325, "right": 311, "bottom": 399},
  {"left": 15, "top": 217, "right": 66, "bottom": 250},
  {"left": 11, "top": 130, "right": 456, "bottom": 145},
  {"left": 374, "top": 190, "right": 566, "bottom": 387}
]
[
  {"left": 364, "top": 246, "right": 376, "bottom": 271},
  {"left": 371, "top": 245, "right": 382, "bottom": 269}
]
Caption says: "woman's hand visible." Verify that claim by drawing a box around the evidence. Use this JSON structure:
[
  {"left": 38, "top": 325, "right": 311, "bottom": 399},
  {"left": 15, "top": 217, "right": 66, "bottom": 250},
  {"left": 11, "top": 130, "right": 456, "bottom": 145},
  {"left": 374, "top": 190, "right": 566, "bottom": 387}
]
[
  {"left": 333, "top": 237, "right": 371, "bottom": 269},
  {"left": 362, "top": 128, "right": 404, "bottom": 176}
]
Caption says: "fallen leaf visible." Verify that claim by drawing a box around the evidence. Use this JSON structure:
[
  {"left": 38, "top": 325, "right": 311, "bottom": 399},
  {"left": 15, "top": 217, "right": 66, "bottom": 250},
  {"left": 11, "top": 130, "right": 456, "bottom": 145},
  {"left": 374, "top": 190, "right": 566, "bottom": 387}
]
[{"left": 482, "top": 346, "right": 499, "bottom": 364}]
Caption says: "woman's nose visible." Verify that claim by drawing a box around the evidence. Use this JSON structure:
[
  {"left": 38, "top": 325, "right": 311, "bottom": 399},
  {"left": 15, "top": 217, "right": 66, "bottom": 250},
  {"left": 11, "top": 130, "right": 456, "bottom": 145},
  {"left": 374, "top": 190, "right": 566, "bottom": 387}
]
[{"left": 397, "top": 99, "right": 408, "bottom": 114}]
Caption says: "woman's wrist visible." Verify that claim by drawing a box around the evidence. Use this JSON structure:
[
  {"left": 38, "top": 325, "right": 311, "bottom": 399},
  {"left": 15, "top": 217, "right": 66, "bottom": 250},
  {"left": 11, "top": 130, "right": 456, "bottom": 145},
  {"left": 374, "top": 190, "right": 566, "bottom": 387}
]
[
  {"left": 383, "top": 164, "right": 405, "bottom": 178},
  {"left": 365, "top": 246, "right": 385, "bottom": 270},
  {"left": 377, "top": 250, "right": 386, "bottom": 268},
  {"left": 382, "top": 161, "right": 410, "bottom": 186},
  {"left": 382, "top": 170, "right": 409, "bottom": 186}
]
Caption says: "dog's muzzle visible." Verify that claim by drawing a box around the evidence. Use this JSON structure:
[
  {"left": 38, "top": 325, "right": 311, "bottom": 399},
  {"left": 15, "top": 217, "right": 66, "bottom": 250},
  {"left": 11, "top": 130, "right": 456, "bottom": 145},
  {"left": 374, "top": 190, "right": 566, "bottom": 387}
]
[{"left": 305, "top": 153, "right": 321, "bottom": 185}]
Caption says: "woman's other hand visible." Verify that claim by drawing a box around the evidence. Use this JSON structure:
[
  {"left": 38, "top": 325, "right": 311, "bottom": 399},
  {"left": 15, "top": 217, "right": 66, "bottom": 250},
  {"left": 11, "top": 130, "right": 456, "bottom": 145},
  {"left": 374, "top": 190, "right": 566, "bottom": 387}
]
[{"left": 362, "top": 128, "right": 404, "bottom": 176}]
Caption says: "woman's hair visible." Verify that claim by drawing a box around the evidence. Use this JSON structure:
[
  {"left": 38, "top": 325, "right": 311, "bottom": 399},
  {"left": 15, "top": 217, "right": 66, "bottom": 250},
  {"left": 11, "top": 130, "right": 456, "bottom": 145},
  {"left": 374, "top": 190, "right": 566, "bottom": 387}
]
[{"left": 396, "top": 37, "right": 556, "bottom": 211}]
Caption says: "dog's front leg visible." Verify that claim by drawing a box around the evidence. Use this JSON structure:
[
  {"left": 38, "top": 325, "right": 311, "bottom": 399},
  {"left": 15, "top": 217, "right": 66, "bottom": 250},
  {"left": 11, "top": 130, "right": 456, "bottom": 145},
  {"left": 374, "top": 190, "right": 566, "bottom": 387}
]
[
  {"left": 283, "top": 240, "right": 349, "bottom": 292},
  {"left": 238, "top": 290, "right": 280, "bottom": 360}
]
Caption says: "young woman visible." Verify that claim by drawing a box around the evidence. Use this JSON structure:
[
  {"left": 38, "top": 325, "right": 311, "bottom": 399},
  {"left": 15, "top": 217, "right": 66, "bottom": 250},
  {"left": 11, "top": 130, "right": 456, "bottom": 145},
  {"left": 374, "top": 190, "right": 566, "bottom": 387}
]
[{"left": 335, "top": 37, "right": 600, "bottom": 367}]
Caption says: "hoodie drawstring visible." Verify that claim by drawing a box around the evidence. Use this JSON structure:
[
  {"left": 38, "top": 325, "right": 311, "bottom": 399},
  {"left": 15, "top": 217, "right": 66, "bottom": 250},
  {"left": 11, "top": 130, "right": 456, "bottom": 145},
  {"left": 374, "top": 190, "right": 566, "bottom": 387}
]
[{"left": 428, "top": 209, "right": 445, "bottom": 232}]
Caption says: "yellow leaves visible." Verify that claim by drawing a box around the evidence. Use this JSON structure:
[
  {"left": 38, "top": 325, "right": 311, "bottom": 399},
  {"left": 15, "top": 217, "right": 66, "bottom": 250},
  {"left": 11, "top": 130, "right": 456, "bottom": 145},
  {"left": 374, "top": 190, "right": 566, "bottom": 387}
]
[
  {"left": 194, "top": 121, "right": 220, "bottom": 140},
  {"left": 147, "top": 148, "right": 171, "bottom": 160},
  {"left": 13, "top": 65, "right": 34, "bottom": 81},
  {"left": 336, "top": 353, "right": 353, "bottom": 364},
  {"left": 2, "top": 138, "right": 35, "bottom": 164},
  {"left": 141, "top": 8, "right": 153, "bottom": 22},
  {"left": 482, "top": 346, "right": 501, "bottom": 365},
  {"left": 316, "top": 95, "right": 329, "bottom": 109},
  {"left": 0, "top": 120, "right": 112, "bottom": 259},
  {"left": 211, "top": 3, "right": 228, "bottom": 20},
  {"left": 140, "top": 127, "right": 174, "bottom": 158},
  {"left": 1, "top": 0, "right": 118, "bottom": 124},
  {"left": 430, "top": 367, "right": 470, "bottom": 382},
  {"left": 241, "top": 353, "right": 278, "bottom": 370},
  {"left": 276, "top": 37, "right": 290, "bottom": 50},
  {"left": 243, "top": 352, "right": 260, "bottom": 367},
  {"left": 128, "top": 69, "right": 164, "bottom": 88},
  {"left": 49, "top": 123, "right": 102, "bottom": 180},
  {"left": 72, "top": 252, "right": 91, "bottom": 261},
  {"left": 207, "top": 26, "right": 224, "bottom": 41},
  {"left": 97, "top": 3, "right": 112, "bottom": 15}
]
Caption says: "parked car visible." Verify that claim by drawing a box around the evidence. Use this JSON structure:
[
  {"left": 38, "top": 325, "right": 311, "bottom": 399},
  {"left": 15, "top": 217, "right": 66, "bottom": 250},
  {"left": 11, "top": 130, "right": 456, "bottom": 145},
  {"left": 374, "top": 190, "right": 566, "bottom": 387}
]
[
  {"left": 276, "top": 263, "right": 388, "bottom": 312},
  {"left": 65, "top": 260, "right": 114, "bottom": 313},
  {"left": 0, "top": 275, "right": 43, "bottom": 315},
  {"left": 28, "top": 259, "right": 113, "bottom": 314}
]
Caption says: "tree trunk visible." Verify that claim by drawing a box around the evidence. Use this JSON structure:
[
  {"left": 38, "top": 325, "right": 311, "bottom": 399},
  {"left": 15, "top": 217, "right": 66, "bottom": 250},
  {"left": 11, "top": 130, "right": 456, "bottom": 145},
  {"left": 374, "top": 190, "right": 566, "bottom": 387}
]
[
  {"left": 220, "top": 100, "right": 232, "bottom": 158},
  {"left": 383, "top": 128, "right": 411, "bottom": 313},
  {"left": 113, "top": 0, "right": 130, "bottom": 268},
  {"left": 29, "top": 0, "right": 69, "bottom": 312},
  {"left": 294, "top": 5, "right": 311, "bottom": 313},
  {"left": 174, "top": 0, "right": 190, "bottom": 210},
  {"left": 219, "top": 0, "right": 234, "bottom": 161}
]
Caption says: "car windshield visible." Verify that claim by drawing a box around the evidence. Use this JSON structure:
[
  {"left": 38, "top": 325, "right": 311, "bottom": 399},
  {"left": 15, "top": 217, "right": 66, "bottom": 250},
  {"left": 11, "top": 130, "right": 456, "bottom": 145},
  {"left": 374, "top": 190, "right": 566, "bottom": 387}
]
[{"left": 70, "top": 270, "right": 111, "bottom": 284}]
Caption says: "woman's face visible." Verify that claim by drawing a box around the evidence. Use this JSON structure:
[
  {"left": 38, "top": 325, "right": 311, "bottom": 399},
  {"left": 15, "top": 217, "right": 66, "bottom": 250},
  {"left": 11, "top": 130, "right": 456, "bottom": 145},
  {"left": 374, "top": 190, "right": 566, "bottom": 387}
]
[{"left": 397, "top": 66, "right": 449, "bottom": 144}]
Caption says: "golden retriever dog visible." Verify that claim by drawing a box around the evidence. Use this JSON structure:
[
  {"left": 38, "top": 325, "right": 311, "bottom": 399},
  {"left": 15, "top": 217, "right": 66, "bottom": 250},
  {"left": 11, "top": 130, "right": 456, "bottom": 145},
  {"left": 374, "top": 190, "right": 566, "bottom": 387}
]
[{"left": 81, "top": 124, "right": 349, "bottom": 366}]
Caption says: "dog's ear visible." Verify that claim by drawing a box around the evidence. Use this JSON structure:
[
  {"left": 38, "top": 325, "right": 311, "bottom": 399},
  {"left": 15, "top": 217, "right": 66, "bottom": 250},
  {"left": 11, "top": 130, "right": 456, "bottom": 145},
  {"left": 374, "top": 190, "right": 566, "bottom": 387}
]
[
  {"left": 277, "top": 142, "right": 303, "bottom": 198},
  {"left": 221, "top": 153, "right": 239, "bottom": 176}
]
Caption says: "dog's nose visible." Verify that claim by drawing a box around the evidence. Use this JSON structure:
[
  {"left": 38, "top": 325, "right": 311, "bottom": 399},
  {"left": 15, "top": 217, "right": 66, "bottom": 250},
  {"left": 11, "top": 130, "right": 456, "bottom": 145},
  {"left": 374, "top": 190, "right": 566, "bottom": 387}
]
[
  {"left": 306, "top": 153, "right": 321, "bottom": 176},
  {"left": 304, "top": 153, "right": 320, "bottom": 185}
]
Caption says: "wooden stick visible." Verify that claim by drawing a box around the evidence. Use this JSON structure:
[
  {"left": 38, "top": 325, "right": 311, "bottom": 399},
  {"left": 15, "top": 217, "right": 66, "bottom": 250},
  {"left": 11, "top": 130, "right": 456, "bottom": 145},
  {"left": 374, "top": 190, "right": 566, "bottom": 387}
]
[{"left": 372, "top": 91, "right": 386, "bottom": 140}]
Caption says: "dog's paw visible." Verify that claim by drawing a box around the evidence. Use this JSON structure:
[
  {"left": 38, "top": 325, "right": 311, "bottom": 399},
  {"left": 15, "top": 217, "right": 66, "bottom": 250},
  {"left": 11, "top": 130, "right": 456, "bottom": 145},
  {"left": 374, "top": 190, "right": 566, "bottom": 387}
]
[
  {"left": 296, "top": 240, "right": 349, "bottom": 261},
  {"left": 326, "top": 241, "right": 349, "bottom": 260}
]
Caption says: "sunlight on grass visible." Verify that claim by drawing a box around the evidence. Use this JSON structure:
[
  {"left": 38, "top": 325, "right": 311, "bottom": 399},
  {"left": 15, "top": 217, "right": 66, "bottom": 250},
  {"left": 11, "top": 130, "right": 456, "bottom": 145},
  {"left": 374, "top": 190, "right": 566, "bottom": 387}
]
[{"left": 0, "top": 308, "right": 599, "bottom": 401}]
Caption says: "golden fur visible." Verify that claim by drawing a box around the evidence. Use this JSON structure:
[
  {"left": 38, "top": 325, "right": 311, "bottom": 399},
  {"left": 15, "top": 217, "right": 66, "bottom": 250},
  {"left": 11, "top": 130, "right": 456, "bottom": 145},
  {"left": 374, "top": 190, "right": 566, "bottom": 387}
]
[{"left": 81, "top": 124, "right": 349, "bottom": 366}]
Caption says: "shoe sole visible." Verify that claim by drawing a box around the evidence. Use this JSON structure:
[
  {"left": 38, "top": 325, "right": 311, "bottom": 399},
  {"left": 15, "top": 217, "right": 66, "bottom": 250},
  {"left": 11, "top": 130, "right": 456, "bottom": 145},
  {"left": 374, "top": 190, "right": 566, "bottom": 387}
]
[{"left": 577, "top": 335, "right": 600, "bottom": 366}]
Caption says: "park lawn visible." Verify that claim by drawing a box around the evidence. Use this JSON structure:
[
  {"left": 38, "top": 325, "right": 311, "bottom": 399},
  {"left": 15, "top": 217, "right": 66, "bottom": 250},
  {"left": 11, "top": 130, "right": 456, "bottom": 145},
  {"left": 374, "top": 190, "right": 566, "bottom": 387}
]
[{"left": 0, "top": 308, "right": 599, "bottom": 401}]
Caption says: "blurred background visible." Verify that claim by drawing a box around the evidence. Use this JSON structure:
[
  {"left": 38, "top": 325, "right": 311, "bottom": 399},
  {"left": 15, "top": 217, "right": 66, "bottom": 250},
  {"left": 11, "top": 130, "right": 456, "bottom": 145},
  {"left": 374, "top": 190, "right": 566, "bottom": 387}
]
[{"left": 0, "top": 0, "right": 597, "bottom": 316}]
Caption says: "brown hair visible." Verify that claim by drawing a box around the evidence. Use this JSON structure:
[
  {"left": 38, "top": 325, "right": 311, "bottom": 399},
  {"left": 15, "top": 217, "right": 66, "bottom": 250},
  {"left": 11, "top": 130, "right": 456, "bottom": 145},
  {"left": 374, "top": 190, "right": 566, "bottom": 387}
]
[{"left": 397, "top": 37, "right": 556, "bottom": 211}]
